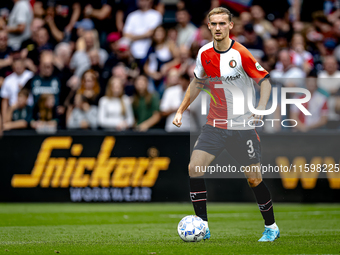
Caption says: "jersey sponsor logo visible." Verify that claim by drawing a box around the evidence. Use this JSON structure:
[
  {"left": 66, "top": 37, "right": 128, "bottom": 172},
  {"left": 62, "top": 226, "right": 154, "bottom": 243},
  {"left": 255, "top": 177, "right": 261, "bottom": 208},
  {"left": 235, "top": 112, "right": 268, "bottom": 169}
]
[
  {"left": 229, "top": 60, "right": 237, "bottom": 68},
  {"left": 197, "top": 75, "right": 241, "bottom": 106},
  {"left": 205, "top": 60, "right": 211, "bottom": 65},
  {"left": 255, "top": 62, "right": 264, "bottom": 71}
]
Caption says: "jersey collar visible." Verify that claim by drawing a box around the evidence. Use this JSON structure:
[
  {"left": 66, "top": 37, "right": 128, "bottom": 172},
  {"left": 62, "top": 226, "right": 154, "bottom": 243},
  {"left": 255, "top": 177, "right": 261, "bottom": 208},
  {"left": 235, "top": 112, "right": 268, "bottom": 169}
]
[{"left": 213, "top": 39, "right": 235, "bottom": 54}]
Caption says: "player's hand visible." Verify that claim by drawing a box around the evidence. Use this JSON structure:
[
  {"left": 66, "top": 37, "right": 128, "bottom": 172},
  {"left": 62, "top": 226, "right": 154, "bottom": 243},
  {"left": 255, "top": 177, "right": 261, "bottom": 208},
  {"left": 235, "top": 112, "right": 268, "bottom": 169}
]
[
  {"left": 172, "top": 112, "right": 182, "bottom": 128},
  {"left": 250, "top": 105, "right": 265, "bottom": 124}
]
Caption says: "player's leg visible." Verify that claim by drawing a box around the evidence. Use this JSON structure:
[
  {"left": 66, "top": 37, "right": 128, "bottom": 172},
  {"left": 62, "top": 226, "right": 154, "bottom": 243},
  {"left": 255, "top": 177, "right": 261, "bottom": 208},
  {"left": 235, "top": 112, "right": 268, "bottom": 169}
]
[
  {"left": 243, "top": 164, "right": 280, "bottom": 241},
  {"left": 188, "top": 149, "right": 215, "bottom": 240},
  {"left": 189, "top": 125, "right": 225, "bottom": 240},
  {"left": 226, "top": 130, "right": 279, "bottom": 241},
  {"left": 188, "top": 149, "right": 215, "bottom": 220}
]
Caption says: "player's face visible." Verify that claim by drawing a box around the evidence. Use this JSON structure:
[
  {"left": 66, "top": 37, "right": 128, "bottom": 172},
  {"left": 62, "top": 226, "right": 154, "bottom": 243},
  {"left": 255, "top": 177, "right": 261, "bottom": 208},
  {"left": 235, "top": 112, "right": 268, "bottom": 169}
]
[{"left": 208, "top": 14, "right": 233, "bottom": 42}]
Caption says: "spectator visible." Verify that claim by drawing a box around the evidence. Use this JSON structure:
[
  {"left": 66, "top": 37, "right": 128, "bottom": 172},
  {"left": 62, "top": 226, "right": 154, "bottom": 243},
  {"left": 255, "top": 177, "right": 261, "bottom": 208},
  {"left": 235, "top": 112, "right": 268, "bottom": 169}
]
[
  {"left": 290, "top": 33, "right": 314, "bottom": 74},
  {"left": 250, "top": 5, "right": 274, "bottom": 39},
  {"left": 0, "top": 30, "right": 12, "bottom": 80},
  {"left": 123, "top": 0, "right": 162, "bottom": 69},
  {"left": 317, "top": 56, "right": 340, "bottom": 95},
  {"left": 144, "top": 25, "right": 180, "bottom": 95},
  {"left": 31, "top": 93, "right": 58, "bottom": 132},
  {"left": 261, "top": 38, "right": 279, "bottom": 72},
  {"left": 70, "top": 30, "right": 108, "bottom": 79},
  {"left": 133, "top": 75, "right": 161, "bottom": 131},
  {"left": 117, "top": 0, "right": 164, "bottom": 33},
  {"left": 74, "top": 18, "right": 95, "bottom": 50},
  {"left": 177, "top": 45, "right": 195, "bottom": 76},
  {"left": 32, "top": 0, "right": 45, "bottom": 18},
  {"left": 271, "top": 49, "right": 306, "bottom": 88},
  {"left": 164, "top": 68, "right": 180, "bottom": 89},
  {"left": 160, "top": 73, "right": 191, "bottom": 132},
  {"left": 98, "top": 77, "right": 134, "bottom": 130},
  {"left": 230, "top": 18, "right": 245, "bottom": 44},
  {"left": 242, "top": 23, "right": 264, "bottom": 59},
  {"left": 192, "top": 23, "right": 213, "bottom": 48},
  {"left": 43, "top": 0, "right": 81, "bottom": 43},
  {"left": 36, "top": 27, "right": 54, "bottom": 51},
  {"left": 23, "top": 51, "right": 69, "bottom": 112},
  {"left": 251, "top": 0, "right": 290, "bottom": 23},
  {"left": 272, "top": 16, "right": 292, "bottom": 42},
  {"left": 275, "top": 30, "right": 290, "bottom": 49},
  {"left": 82, "top": 0, "right": 117, "bottom": 46},
  {"left": 176, "top": 8, "right": 197, "bottom": 47},
  {"left": 54, "top": 42, "right": 73, "bottom": 91},
  {"left": 66, "top": 93, "right": 97, "bottom": 129},
  {"left": 291, "top": 74, "right": 328, "bottom": 132},
  {"left": 176, "top": 0, "right": 216, "bottom": 27},
  {"left": 20, "top": 17, "right": 45, "bottom": 69},
  {"left": 6, "top": 0, "right": 33, "bottom": 50},
  {"left": 103, "top": 32, "right": 121, "bottom": 67},
  {"left": 3, "top": 88, "right": 32, "bottom": 130},
  {"left": 317, "top": 56, "right": 340, "bottom": 127},
  {"left": 167, "top": 27, "right": 178, "bottom": 45},
  {"left": 102, "top": 33, "right": 139, "bottom": 86},
  {"left": 77, "top": 69, "right": 100, "bottom": 105},
  {"left": 240, "top": 12, "right": 252, "bottom": 25},
  {"left": 111, "top": 63, "right": 135, "bottom": 97},
  {"left": 1, "top": 58, "right": 33, "bottom": 121}
]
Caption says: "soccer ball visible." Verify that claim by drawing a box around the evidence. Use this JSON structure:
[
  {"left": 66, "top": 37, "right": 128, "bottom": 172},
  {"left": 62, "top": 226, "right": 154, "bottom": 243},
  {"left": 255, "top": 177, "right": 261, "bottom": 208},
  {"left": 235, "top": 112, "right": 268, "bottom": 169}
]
[{"left": 177, "top": 215, "right": 206, "bottom": 242}]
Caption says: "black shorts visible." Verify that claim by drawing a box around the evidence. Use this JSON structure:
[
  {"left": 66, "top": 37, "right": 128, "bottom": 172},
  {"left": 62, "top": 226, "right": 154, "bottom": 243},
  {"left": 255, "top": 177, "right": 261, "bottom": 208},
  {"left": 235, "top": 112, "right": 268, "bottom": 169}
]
[{"left": 193, "top": 124, "right": 261, "bottom": 166}]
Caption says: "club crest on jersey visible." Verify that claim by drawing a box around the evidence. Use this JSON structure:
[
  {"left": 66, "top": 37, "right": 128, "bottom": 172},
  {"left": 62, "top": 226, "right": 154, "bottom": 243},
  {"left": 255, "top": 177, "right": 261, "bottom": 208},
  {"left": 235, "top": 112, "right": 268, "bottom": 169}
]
[
  {"left": 205, "top": 60, "right": 211, "bottom": 65},
  {"left": 229, "top": 60, "right": 237, "bottom": 68}
]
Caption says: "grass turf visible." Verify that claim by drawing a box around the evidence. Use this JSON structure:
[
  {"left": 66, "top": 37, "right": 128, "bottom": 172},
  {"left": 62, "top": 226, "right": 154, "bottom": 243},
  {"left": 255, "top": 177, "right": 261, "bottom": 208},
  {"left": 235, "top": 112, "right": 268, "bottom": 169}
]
[{"left": 0, "top": 203, "right": 339, "bottom": 255}]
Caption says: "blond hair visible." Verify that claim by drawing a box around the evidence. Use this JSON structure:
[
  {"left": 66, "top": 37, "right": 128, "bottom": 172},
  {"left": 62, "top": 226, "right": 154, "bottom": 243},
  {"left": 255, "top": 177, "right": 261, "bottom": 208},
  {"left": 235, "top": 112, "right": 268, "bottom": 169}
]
[
  {"left": 106, "top": 76, "right": 126, "bottom": 117},
  {"left": 208, "top": 7, "right": 233, "bottom": 22}
]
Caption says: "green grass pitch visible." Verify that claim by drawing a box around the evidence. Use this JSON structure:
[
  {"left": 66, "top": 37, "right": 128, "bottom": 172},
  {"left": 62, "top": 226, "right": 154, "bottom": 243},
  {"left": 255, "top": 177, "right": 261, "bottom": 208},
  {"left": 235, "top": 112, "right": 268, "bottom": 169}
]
[{"left": 0, "top": 203, "right": 339, "bottom": 254}]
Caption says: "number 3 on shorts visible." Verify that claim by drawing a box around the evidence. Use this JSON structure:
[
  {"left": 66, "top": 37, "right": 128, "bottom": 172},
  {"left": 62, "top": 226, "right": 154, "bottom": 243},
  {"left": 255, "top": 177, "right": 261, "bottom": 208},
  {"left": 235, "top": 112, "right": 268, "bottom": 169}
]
[
  {"left": 247, "top": 140, "right": 254, "bottom": 154},
  {"left": 246, "top": 140, "right": 255, "bottom": 159}
]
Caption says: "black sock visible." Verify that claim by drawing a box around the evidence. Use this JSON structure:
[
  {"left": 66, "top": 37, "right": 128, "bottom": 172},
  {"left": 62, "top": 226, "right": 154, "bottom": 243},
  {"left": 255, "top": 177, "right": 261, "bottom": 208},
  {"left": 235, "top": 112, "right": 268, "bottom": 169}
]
[
  {"left": 251, "top": 181, "right": 275, "bottom": 226},
  {"left": 190, "top": 177, "right": 208, "bottom": 221}
]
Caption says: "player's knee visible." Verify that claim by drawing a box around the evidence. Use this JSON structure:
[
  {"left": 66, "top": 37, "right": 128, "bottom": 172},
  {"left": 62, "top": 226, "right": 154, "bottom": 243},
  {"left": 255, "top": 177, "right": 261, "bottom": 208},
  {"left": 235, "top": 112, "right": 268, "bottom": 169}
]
[
  {"left": 247, "top": 178, "right": 262, "bottom": 188},
  {"left": 188, "top": 163, "right": 204, "bottom": 177}
]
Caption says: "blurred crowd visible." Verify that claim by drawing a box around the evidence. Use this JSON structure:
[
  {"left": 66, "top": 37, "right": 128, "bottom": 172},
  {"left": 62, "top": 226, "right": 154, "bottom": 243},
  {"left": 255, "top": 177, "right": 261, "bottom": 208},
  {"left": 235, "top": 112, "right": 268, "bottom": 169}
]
[{"left": 0, "top": 0, "right": 340, "bottom": 133}]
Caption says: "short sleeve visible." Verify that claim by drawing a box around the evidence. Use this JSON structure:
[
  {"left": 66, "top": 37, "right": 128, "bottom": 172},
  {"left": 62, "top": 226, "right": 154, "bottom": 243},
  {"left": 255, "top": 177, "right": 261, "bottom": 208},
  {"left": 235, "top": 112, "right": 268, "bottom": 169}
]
[
  {"left": 236, "top": 43, "right": 269, "bottom": 85},
  {"left": 148, "top": 11, "right": 162, "bottom": 30},
  {"left": 15, "top": 4, "right": 30, "bottom": 24},
  {"left": 194, "top": 50, "right": 206, "bottom": 80},
  {"left": 0, "top": 79, "right": 10, "bottom": 98},
  {"left": 123, "top": 13, "right": 134, "bottom": 34}
]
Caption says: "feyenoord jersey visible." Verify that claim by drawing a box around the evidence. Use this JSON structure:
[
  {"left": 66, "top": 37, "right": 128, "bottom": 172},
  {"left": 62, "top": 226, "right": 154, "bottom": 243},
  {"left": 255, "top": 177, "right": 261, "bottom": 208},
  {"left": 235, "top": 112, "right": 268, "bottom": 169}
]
[{"left": 194, "top": 40, "right": 269, "bottom": 130}]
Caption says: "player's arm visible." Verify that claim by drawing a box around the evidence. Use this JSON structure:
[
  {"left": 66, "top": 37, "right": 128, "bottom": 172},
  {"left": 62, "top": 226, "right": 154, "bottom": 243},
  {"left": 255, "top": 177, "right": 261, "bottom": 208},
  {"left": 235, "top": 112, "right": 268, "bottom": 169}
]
[
  {"left": 238, "top": 45, "right": 271, "bottom": 123},
  {"left": 172, "top": 77, "right": 204, "bottom": 127},
  {"left": 251, "top": 79, "right": 271, "bottom": 123}
]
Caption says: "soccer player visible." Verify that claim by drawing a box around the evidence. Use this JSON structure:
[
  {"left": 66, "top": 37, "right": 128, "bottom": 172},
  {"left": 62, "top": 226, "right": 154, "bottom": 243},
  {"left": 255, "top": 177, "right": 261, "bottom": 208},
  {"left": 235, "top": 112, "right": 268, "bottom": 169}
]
[{"left": 173, "top": 7, "right": 280, "bottom": 242}]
